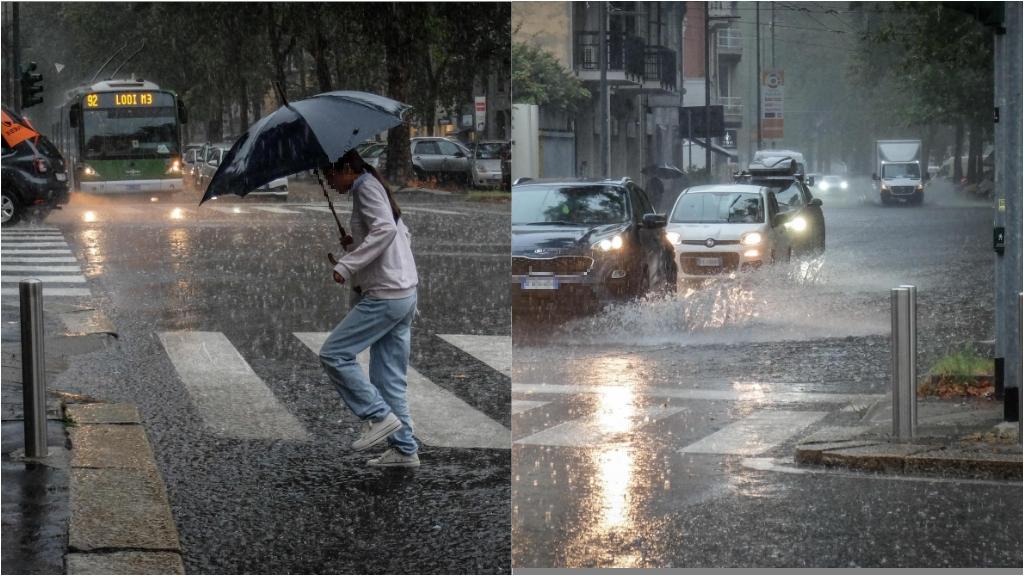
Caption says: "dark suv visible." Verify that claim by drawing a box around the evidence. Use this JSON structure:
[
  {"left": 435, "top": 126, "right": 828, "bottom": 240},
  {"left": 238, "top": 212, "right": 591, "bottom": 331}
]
[
  {"left": 512, "top": 178, "right": 677, "bottom": 316},
  {"left": 734, "top": 156, "right": 825, "bottom": 254},
  {"left": 2, "top": 131, "right": 69, "bottom": 225}
]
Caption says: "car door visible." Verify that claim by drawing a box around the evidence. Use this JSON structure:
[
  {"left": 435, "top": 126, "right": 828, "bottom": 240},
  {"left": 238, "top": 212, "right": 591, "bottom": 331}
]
[
  {"left": 437, "top": 139, "right": 468, "bottom": 177},
  {"left": 765, "top": 190, "right": 790, "bottom": 258},
  {"left": 412, "top": 140, "right": 442, "bottom": 174},
  {"left": 629, "top": 183, "right": 662, "bottom": 287}
]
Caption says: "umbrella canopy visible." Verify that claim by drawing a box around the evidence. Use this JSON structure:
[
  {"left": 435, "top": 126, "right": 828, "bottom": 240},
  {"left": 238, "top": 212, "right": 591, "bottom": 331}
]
[
  {"left": 2, "top": 107, "right": 40, "bottom": 148},
  {"left": 201, "top": 91, "right": 411, "bottom": 204},
  {"left": 641, "top": 163, "right": 687, "bottom": 180}
]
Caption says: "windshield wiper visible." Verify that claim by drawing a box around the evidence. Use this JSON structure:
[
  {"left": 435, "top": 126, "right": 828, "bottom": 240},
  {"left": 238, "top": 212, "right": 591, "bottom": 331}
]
[{"left": 524, "top": 221, "right": 576, "bottom": 225}]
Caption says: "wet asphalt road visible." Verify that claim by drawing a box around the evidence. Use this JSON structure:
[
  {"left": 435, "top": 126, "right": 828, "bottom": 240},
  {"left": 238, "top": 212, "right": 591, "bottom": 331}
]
[
  {"left": 29, "top": 188, "right": 511, "bottom": 573},
  {"left": 512, "top": 183, "right": 1023, "bottom": 569}
]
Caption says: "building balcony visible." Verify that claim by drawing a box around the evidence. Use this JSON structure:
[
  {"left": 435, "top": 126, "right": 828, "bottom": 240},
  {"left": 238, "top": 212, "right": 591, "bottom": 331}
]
[
  {"left": 721, "top": 95, "right": 743, "bottom": 126},
  {"left": 717, "top": 28, "right": 743, "bottom": 58},
  {"left": 574, "top": 31, "right": 678, "bottom": 94},
  {"left": 708, "top": 1, "right": 738, "bottom": 22}
]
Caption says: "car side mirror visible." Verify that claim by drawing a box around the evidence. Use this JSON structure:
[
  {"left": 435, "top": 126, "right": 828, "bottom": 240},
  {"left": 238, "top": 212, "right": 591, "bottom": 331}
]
[
  {"left": 643, "top": 213, "right": 667, "bottom": 229},
  {"left": 177, "top": 100, "right": 188, "bottom": 124},
  {"left": 772, "top": 212, "right": 791, "bottom": 228},
  {"left": 806, "top": 176, "right": 816, "bottom": 187},
  {"left": 871, "top": 173, "right": 879, "bottom": 181},
  {"left": 209, "top": 159, "right": 219, "bottom": 167},
  {"left": 809, "top": 198, "right": 823, "bottom": 208}
]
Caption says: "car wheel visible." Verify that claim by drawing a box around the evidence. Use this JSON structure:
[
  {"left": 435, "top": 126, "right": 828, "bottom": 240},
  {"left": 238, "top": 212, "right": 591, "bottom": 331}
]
[{"left": 1, "top": 191, "right": 20, "bottom": 225}]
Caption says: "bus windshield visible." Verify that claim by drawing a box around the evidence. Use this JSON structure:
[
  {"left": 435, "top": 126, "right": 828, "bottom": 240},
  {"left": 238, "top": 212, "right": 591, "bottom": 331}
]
[{"left": 82, "top": 106, "right": 179, "bottom": 160}]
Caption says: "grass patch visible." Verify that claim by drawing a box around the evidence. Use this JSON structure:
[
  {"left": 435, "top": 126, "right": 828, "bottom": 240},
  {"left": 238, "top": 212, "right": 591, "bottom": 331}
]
[{"left": 918, "top": 348, "right": 994, "bottom": 398}]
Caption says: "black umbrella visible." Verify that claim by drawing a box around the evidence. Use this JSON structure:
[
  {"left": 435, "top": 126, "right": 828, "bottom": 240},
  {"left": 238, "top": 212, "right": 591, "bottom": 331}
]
[
  {"left": 201, "top": 89, "right": 411, "bottom": 247},
  {"left": 641, "top": 163, "right": 687, "bottom": 180}
]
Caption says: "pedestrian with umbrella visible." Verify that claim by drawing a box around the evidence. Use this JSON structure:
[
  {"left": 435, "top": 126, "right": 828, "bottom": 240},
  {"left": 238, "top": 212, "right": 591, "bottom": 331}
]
[{"left": 201, "top": 90, "right": 421, "bottom": 467}]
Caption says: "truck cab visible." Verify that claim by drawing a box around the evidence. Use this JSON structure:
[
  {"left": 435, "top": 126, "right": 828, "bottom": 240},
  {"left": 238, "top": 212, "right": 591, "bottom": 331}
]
[{"left": 874, "top": 140, "right": 927, "bottom": 205}]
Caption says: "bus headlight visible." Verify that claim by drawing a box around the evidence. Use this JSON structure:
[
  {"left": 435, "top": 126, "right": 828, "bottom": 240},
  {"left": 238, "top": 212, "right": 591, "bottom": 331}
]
[
  {"left": 785, "top": 216, "right": 808, "bottom": 232},
  {"left": 741, "top": 232, "right": 763, "bottom": 246},
  {"left": 81, "top": 164, "right": 98, "bottom": 177},
  {"left": 167, "top": 160, "right": 182, "bottom": 174}
]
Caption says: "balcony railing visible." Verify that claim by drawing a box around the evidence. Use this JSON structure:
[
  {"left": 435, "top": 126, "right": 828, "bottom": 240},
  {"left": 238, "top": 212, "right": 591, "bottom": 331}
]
[
  {"left": 576, "top": 32, "right": 676, "bottom": 90},
  {"left": 644, "top": 46, "right": 677, "bottom": 91},
  {"left": 575, "top": 31, "right": 646, "bottom": 80},
  {"left": 717, "top": 28, "right": 743, "bottom": 54},
  {"left": 708, "top": 1, "right": 738, "bottom": 20}
]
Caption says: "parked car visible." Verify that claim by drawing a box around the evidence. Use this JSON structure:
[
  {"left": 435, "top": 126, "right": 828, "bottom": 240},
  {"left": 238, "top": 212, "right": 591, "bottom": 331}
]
[
  {"left": 511, "top": 177, "right": 676, "bottom": 316},
  {"left": 470, "top": 141, "right": 508, "bottom": 189},
  {"left": 735, "top": 156, "right": 825, "bottom": 254},
  {"left": 2, "top": 131, "right": 69, "bottom": 224},
  {"left": 410, "top": 136, "right": 470, "bottom": 184},
  {"left": 362, "top": 143, "right": 388, "bottom": 169},
  {"left": 197, "top": 143, "right": 288, "bottom": 200},
  {"left": 665, "top": 184, "right": 793, "bottom": 283}
]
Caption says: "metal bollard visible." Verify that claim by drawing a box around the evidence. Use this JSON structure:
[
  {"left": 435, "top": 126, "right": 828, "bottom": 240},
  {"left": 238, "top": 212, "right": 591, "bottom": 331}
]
[
  {"left": 20, "top": 279, "right": 48, "bottom": 458},
  {"left": 891, "top": 285, "right": 917, "bottom": 440}
]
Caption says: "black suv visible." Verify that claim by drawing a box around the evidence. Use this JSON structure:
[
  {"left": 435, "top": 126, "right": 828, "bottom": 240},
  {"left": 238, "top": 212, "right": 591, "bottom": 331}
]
[
  {"left": 512, "top": 178, "right": 677, "bottom": 316},
  {"left": 2, "top": 128, "right": 69, "bottom": 225},
  {"left": 734, "top": 156, "right": 825, "bottom": 254}
]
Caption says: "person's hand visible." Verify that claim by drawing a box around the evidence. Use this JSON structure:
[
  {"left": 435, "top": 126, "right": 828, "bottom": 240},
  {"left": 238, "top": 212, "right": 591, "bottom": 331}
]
[
  {"left": 333, "top": 270, "right": 345, "bottom": 285},
  {"left": 341, "top": 234, "right": 354, "bottom": 248}
]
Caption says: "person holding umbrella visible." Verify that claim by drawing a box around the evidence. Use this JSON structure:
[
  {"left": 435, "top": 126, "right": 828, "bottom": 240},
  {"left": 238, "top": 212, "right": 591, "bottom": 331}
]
[{"left": 318, "top": 148, "right": 420, "bottom": 468}]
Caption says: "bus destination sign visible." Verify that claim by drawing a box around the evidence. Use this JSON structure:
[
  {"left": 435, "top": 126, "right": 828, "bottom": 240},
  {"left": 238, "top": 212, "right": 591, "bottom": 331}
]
[{"left": 85, "top": 92, "right": 171, "bottom": 108}]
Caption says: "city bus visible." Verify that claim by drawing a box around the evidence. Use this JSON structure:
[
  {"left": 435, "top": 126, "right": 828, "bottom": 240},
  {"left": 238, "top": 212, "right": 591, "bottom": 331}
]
[{"left": 60, "top": 78, "right": 188, "bottom": 194}]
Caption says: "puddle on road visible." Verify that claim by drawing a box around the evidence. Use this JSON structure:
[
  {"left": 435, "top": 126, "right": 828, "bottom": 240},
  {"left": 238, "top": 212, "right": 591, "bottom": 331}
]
[{"left": 555, "top": 257, "right": 891, "bottom": 348}]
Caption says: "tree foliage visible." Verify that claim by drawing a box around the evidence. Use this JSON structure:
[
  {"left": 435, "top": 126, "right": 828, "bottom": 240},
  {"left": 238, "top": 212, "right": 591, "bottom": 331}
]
[{"left": 512, "top": 42, "right": 589, "bottom": 112}]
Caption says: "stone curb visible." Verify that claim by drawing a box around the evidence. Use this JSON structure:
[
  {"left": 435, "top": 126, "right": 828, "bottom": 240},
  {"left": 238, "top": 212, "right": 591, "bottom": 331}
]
[
  {"left": 795, "top": 439, "right": 1023, "bottom": 481},
  {"left": 64, "top": 402, "right": 184, "bottom": 575}
]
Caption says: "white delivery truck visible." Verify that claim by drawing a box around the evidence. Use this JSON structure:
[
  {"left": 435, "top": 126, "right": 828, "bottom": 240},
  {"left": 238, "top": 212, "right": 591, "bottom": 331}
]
[{"left": 874, "top": 139, "right": 926, "bottom": 205}]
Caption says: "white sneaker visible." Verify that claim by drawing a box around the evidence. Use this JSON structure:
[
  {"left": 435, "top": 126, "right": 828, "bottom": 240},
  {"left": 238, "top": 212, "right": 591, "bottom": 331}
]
[
  {"left": 351, "top": 413, "right": 402, "bottom": 451},
  {"left": 367, "top": 447, "right": 420, "bottom": 468}
]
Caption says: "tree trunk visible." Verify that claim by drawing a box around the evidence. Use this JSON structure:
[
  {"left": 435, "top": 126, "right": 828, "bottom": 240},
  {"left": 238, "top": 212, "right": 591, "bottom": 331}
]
[
  {"left": 952, "top": 120, "right": 964, "bottom": 183},
  {"left": 297, "top": 51, "right": 307, "bottom": 96},
  {"left": 313, "top": 27, "right": 333, "bottom": 92},
  {"left": 920, "top": 123, "right": 936, "bottom": 178},
  {"left": 384, "top": 4, "right": 414, "bottom": 185},
  {"left": 238, "top": 78, "right": 249, "bottom": 132}
]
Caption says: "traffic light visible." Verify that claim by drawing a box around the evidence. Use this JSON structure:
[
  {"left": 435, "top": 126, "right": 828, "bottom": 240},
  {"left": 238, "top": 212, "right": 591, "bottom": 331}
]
[{"left": 20, "top": 61, "right": 44, "bottom": 109}]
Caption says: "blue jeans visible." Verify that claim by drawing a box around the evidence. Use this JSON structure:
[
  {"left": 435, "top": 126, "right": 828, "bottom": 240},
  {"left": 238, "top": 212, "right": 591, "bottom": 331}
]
[{"left": 319, "top": 293, "right": 418, "bottom": 455}]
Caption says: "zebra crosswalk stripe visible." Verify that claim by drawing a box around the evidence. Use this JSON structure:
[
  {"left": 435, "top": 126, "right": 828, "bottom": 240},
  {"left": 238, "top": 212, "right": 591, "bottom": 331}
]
[
  {"left": 293, "top": 332, "right": 510, "bottom": 450},
  {"left": 0, "top": 241, "right": 69, "bottom": 247},
  {"left": 158, "top": 331, "right": 309, "bottom": 441},
  {"left": 252, "top": 206, "right": 300, "bottom": 214},
  {"left": 1, "top": 265, "right": 81, "bottom": 273},
  {"left": 1, "top": 287, "right": 91, "bottom": 297},
  {"left": 1, "top": 257, "right": 78, "bottom": 263},
  {"left": 678, "top": 409, "right": 828, "bottom": 456},
  {"left": 438, "top": 334, "right": 510, "bottom": 377},
  {"left": 511, "top": 400, "right": 550, "bottom": 416},
  {"left": 206, "top": 206, "right": 249, "bottom": 214},
  {"left": 515, "top": 405, "right": 685, "bottom": 447},
  {"left": 2, "top": 249, "right": 73, "bottom": 255},
  {"left": 1, "top": 275, "right": 87, "bottom": 284}
]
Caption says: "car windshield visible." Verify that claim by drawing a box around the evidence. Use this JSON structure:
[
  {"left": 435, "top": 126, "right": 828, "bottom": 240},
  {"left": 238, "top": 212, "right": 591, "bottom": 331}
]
[
  {"left": 83, "top": 106, "right": 179, "bottom": 160},
  {"left": 671, "top": 192, "right": 764, "bottom": 224},
  {"left": 475, "top": 143, "right": 505, "bottom": 159},
  {"left": 363, "top": 146, "right": 386, "bottom": 158},
  {"left": 513, "top": 185, "right": 628, "bottom": 225},
  {"left": 882, "top": 163, "right": 920, "bottom": 179}
]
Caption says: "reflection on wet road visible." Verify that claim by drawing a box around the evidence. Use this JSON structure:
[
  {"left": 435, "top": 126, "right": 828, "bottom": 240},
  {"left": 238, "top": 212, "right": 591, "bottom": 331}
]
[{"left": 513, "top": 199, "right": 1021, "bottom": 569}]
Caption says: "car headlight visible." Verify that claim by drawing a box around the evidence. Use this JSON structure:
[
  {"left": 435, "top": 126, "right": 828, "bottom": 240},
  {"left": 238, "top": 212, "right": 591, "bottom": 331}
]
[
  {"left": 785, "top": 216, "right": 808, "bottom": 232},
  {"left": 596, "top": 234, "right": 624, "bottom": 252},
  {"left": 916, "top": 184, "right": 924, "bottom": 191},
  {"left": 819, "top": 182, "right": 830, "bottom": 191},
  {"left": 881, "top": 184, "right": 889, "bottom": 192},
  {"left": 840, "top": 181, "right": 848, "bottom": 189},
  {"left": 665, "top": 231, "right": 681, "bottom": 245},
  {"left": 741, "top": 232, "right": 763, "bottom": 246}
]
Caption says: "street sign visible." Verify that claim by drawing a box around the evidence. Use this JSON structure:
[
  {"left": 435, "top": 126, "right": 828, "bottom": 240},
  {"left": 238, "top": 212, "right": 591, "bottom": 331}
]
[
  {"left": 678, "top": 105, "right": 724, "bottom": 139},
  {"left": 761, "top": 68, "right": 784, "bottom": 139},
  {"left": 474, "top": 96, "right": 486, "bottom": 132}
]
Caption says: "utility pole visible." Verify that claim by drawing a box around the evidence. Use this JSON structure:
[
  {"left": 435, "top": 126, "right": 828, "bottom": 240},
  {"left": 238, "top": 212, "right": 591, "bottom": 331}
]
[
  {"left": 703, "top": 2, "right": 711, "bottom": 177},
  {"left": 12, "top": 2, "right": 20, "bottom": 113},
  {"left": 771, "top": 1, "right": 776, "bottom": 67},
  {"left": 599, "top": 0, "right": 610, "bottom": 178},
  {"left": 756, "top": 3, "right": 762, "bottom": 151}
]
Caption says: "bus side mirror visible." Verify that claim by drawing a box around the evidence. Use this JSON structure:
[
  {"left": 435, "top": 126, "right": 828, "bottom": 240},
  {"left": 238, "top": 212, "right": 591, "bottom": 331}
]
[
  {"left": 178, "top": 100, "right": 188, "bottom": 124},
  {"left": 70, "top": 103, "right": 81, "bottom": 128}
]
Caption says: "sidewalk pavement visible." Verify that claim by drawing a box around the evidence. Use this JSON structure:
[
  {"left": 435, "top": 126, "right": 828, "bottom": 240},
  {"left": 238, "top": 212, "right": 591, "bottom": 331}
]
[
  {"left": 1, "top": 301, "right": 183, "bottom": 574},
  {"left": 795, "top": 396, "right": 1022, "bottom": 481}
]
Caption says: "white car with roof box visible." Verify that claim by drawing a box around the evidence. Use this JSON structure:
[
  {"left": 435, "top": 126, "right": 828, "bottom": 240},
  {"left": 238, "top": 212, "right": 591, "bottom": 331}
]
[{"left": 665, "top": 184, "right": 793, "bottom": 282}]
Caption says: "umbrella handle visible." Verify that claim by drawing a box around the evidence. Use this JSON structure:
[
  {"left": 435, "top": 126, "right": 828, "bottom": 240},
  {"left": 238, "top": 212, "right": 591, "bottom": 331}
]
[{"left": 313, "top": 166, "right": 349, "bottom": 248}]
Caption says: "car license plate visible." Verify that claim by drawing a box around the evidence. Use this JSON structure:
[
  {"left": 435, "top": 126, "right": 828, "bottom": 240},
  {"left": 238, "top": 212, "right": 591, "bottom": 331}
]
[
  {"left": 697, "top": 257, "right": 722, "bottom": 267},
  {"left": 521, "top": 277, "right": 558, "bottom": 290},
  {"left": 55, "top": 173, "right": 67, "bottom": 182}
]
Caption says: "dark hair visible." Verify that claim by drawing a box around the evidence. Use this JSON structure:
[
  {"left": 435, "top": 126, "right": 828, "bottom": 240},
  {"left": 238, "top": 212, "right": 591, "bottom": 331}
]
[{"left": 334, "top": 148, "right": 401, "bottom": 221}]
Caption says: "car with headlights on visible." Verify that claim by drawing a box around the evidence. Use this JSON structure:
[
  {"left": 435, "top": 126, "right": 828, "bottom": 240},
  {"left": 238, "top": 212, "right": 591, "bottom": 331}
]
[
  {"left": 735, "top": 156, "right": 825, "bottom": 255},
  {"left": 511, "top": 178, "right": 676, "bottom": 315},
  {"left": 665, "top": 185, "right": 792, "bottom": 283}
]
